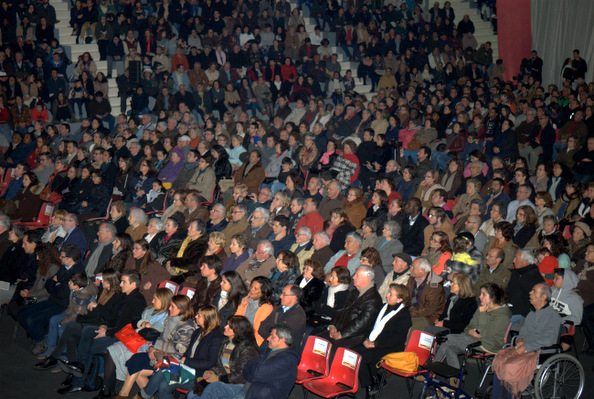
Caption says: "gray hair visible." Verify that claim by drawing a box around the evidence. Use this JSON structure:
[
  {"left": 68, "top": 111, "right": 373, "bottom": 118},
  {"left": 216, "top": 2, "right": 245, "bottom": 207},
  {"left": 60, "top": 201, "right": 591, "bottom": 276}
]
[
  {"left": 415, "top": 257, "right": 432, "bottom": 273},
  {"left": 253, "top": 207, "right": 270, "bottom": 223},
  {"left": 130, "top": 208, "right": 148, "bottom": 225},
  {"left": 527, "top": 108, "right": 537, "bottom": 117},
  {"left": 346, "top": 232, "right": 363, "bottom": 246},
  {"left": 518, "top": 249, "right": 538, "bottom": 265},
  {"left": 101, "top": 222, "right": 117, "bottom": 236},
  {"left": 212, "top": 203, "right": 226, "bottom": 214},
  {"left": 271, "top": 323, "right": 294, "bottom": 347},
  {"left": 0, "top": 213, "right": 10, "bottom": 231},
  {"left": 149, "top": 217, "right": 165, "bottom": 231},
  {"left": 126, "top": 138, "right": 139, "bottom": 150},
  {"left": 297, "top": 226, "right": 312, "bottom": 240},
  {"left": 356, "top": 265, "right": 375, "bottom": 283},
  {"left": 314, "top": 231, "right": 331, "bottom": 245},
  {"left": 470, "top": 198, "right": 487, "bottom": 215},
  {"left": 234, "top": 204, "right": 248, "bottom": 214},
  {"left": 258, "top": 240, "right": 274, "bottom": 255},
  {"left": 538, "top": 283, "right": 552, "bottom": 301},
  {"left": 384, "top": 221, "right": 402, "bottom": 239}
]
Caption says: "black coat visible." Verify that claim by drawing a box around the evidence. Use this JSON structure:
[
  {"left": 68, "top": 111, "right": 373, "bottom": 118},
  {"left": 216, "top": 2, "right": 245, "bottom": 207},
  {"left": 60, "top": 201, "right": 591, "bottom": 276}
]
[
  {"left": 330, "top": 286, "right": 383, "bottom": 344},
  {"left": 437, "top": 295, "right": 478, "bottom": 334},
  {"left": 105, "top": 288, "right": 147, "bottom": 336},
  {"left": 77, "top": 290, "right": 124, "bottom": 327},
  {"left": 400, "top": 214, "right": 429, "bottom": 257},
  {"left": 182, "top": 328, "right": 224, "bottom": 374},
  {"left": 507, "top": 264, "right": 544, "bottom": 317},
  {"left": 45, "top": 262, "right": 86, "bottom": 308},
  {"left": 295, "top": 276, "right": 325, "bottom": 316},
  {"left": 82, "top": 242, "right": 114, "bottom": 276},
  {"left": 168, "top": 234, "right": 209, "bottom": 272},
  {"left": 310, "top": 287, "right": 349, "bottom": 324},
  {"left": 258, "top": 304, "right": 307, "bottom": 349}
]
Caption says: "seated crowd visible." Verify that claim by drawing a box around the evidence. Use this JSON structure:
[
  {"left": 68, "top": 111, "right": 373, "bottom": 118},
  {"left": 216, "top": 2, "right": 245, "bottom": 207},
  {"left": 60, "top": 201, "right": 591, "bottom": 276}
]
[{"left": 0, "top": 0, "right": 593, "bottom": 398}]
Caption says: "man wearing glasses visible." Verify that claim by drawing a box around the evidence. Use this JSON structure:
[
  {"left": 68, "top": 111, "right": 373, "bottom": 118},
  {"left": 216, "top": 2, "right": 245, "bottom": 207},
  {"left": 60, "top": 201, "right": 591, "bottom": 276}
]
[
  {"left": 56, "top": 213, "right": 87, "bottom": 258},
  {"left": 258, "top": 285, "right": 306, "bottom": 349}
]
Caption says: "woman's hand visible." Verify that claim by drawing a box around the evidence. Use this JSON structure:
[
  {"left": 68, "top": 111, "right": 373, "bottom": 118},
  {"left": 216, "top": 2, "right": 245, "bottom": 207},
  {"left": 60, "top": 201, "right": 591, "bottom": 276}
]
[
  {"left": 148, "top": 346, "right": 157, "bottom": 360},
  {"left": 144, "top": 282, "right": 152, "bottom": 290},
  {"left": 203, "top": 371, "right": 212, "bottom": 380},
  {"left": 434, "top": 320, "right": 444, "bottom": 327},
  {"left": 20, "top": 289, "right": 29, "bottom": 297},
  {"left": 88, "top": 302, "right": 97, "bottom": 311},
  {"left": 363, "top": 339, "right": 375, "bottom": 349}
]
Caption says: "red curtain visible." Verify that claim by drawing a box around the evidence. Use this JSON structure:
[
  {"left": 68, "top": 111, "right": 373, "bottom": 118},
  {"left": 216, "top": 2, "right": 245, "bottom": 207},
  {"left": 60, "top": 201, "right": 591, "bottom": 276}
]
[{"left": 497, "top": 0, "right": 532, "bottom": 81}]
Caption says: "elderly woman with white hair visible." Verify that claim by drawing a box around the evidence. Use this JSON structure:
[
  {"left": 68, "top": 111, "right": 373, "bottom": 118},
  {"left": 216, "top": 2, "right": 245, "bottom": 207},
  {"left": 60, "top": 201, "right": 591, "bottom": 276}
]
[
  {"left": 126, "top": 208, "right": 148, "bottom": 241},
  {"left": 373, "top": 220, "right": 404, "bottom": 273}
]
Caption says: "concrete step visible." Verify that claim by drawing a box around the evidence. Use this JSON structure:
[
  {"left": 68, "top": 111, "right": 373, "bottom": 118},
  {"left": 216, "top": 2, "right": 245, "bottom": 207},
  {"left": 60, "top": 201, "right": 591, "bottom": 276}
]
[{"left": 51, "top": 2, "right": 69, "bottom": 11}]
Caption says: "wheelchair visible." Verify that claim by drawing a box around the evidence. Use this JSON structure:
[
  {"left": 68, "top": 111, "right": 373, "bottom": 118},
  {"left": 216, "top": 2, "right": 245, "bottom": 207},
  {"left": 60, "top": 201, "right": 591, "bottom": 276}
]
[{"left": 420, "top": 326, "right": 585, "bottom": 399}]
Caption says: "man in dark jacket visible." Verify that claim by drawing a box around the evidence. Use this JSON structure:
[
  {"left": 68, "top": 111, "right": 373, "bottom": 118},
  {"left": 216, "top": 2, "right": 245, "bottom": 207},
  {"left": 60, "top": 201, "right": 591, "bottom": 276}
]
[
  {"left": 58, "top": 270, "right": 146, "bottom": 394},
  {"left": 258, "top": 285, "right": 307, "bottom": 349},
  {"left": 17, "top": 244, "right": 85, "bottom": 354},
  {"left": 319, "top": 266, "right": 383, "bottom": 352},
  {"left": 188, "top": 255, "right": 222, "bottom": 311},
  {"left": 507, "top": 249, "right": 545, "bottom": 326},
  {"left": 400, "top": 198, "right": 430, "bottom": 257}
]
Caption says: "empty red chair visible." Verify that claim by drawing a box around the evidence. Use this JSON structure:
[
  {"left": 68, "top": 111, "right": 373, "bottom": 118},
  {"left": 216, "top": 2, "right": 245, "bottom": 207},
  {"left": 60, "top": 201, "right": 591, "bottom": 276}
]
[
  {"left": 376, "top": 330, "right": 435, "bottom": 398},
  {"left": 158, "top": 281, "right": 179, "bottom": 295},
  {"left": 296, "top": 336, "right": 332, "bottom": 384},
  {"left": 15, "top": 203, "right": 54, "bottom": 229},
  {"left": 302, "top": 347, "right": 361, "bottom": 399},
  {"left": 87, "top": 199, "right": 113, "bottom": 223}
]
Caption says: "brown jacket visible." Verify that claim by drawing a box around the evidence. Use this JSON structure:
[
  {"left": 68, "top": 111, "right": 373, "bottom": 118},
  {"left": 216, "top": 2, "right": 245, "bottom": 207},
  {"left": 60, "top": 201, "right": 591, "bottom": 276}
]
[
  {"left": 406, "top": 271, "right": 446, "bottom": 325},
  {"left": 342, "top": 197, "right": 367, "bottom": 229},
  {"left": 222, "top": 218, "right": 249, "bottom": 254},
  {"left": 126, "top": 224, "right": 148, "bottom": 242},
  {"left": 234, "top": 161, "right": 265, "bottom": 195},
  {"left": 319, "top": 194, "right": 345, "bottom": 220},
  {"left": 184, "top": 205, "right": 209, "bottom": 228},
  {"left": 124, "top": 257, "right": 171, "bottom": 303},
  {"left": 423, "top": 218, "right": 456, "bottom": 254}
]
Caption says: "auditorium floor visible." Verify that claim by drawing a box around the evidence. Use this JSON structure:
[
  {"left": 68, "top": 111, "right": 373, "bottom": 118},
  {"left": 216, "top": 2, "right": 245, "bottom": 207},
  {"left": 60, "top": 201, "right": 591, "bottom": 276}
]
[{"left": 2, "top": 313, "right": 593, "bottom": 399}]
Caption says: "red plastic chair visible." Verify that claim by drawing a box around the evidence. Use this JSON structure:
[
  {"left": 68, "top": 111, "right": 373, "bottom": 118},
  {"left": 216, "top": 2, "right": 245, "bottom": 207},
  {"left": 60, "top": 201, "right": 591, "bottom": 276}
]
[
  {"left": 296, "top": 335, "right": 333, "bottom": 394},
  {"left": 376, "top": 330, "right": 435, "bottom": 398},
  {"left": 14, "top": 203, "right": 54, "bottom": 229},
  {"left": 302, "top": 347, "right": 361, "bottom": 399},
  {"left": 0, "top": 167, "right": 14, "bottom": 196},
  {"left": 86, "top": 198, "right": 113, "bottom": 222},
  {"left": 158, "top": 281, "right": 179, "bottom": 295},
  {"left": 178, "top": 286, "right": 196, "bottom": 300}
]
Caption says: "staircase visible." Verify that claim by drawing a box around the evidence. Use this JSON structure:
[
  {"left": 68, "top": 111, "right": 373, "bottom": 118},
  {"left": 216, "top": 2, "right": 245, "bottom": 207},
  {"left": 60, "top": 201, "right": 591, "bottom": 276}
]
[
  {"left": 51, "top": 0, "right": 120, "bottom": 117},
  {"left": 439, "top": 0, "right": 499, "bottom": 59}
]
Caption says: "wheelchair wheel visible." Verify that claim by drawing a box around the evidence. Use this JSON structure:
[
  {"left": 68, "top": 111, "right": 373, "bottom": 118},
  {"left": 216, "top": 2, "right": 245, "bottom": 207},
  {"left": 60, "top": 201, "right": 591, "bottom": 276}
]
[{"left": 534, "top": 353, "right": 584, "bottom": 399}]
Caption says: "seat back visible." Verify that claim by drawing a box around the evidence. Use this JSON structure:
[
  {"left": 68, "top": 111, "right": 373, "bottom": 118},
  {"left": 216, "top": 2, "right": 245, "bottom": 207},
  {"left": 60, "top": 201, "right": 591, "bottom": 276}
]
[
  {"left": 405, "top": 330, "right": 435, "bottom": 367},
  {"left": 158, "top": 280, "right": 179, "bottom": 295},
  {"left": 326, "top": 347, "right": 361, "bottom": 391},
  {"left": 37, "top": 203, "right": 54, "bottom": 226},
  {"left": 297, "top": 336, "right": 332, "bottom": 380},
  {"left": 179, "top": 286, "right": 196, "bottom": 299}
]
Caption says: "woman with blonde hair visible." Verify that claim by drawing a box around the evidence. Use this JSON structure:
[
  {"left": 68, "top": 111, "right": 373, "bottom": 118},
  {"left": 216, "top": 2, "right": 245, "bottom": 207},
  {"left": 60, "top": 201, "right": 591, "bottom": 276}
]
[{"left": 204, "top": 232, "right": 228, "bottom": 264}]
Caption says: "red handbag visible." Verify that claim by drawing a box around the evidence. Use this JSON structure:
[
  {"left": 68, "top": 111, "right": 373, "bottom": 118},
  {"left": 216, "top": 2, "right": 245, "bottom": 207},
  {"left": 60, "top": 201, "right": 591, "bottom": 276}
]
[{"left": 114, "top": 323, "right": 147, "bottom": 353}]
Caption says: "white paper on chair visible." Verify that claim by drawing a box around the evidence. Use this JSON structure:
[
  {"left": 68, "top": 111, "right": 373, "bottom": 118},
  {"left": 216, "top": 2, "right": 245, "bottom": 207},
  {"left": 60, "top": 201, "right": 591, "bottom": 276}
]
[
  {"left": 342, "top": 349, "right": 357, "bottom": 369},
  {"left": 313, "top": 338, "right": 328, "bottom": 356},
  {"left": 419, "top": 332, "right": 434, "bottom": 350},
  {"left": 164, "top": 282, "right": 177, "bottom": 294}
]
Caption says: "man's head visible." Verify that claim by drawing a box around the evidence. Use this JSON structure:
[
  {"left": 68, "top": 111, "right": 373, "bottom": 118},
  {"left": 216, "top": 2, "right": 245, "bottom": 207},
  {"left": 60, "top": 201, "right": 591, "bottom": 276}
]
[
  {"left": 464, "top": 215, "right": 482, "bottom": 234},
  {"left": 295, "top": 226, "right": 312, "bottom": 245},
  {"left": 392, "top": 253, "right": 412, "bottom": 274},
  {"left": 251, "top": 208, "right": 270, "bottom": 229},
  {"left": 121, "top": 270, "right": 141, "bottom": 294},
  {"left": 271, "top": 215, "right": 289, "bottom": 237},
  {"left": 344, "top": 232, "right": 362, "bottom": 255},
  {"left": 312, "top": 232, "right": 331, "bottom": 251},
  {"left": 200, "top": 255, "right": 223, "bottom": 279},
  {"left": 98, "top": 222, "right": 116, "bottom": 243},
  {"left": 280, "top": 284, "right": 301, "bottom": 308},
  {"left": 209, "top": 203, "right": 226, "bottom": 223},
  {"left": 410, "top": 257, "right": 432, "bottom": 279},
  {"left": 353, "top": 266, "right": 374, "bottom": 290},
  {"left": 486, "top": 247, "right": 505, "bottom": 270},
  {"left": 185, "top": 192, "right": 201, "bottom": 211},
  {"left": 22, "top": 230, "right": 42, "bottom": 254},
  {"left": 61, "top": 213, "right": 78, "bottom": 231},
  {"left": 303, "top": 198, "right": 318, "bottom": 215},
  {"left": 405, "top": 198, "right": 421, "bottom": 216},
  {"left": 255, "top": 240, "right": 273, "bottom": 261},
  {"left": 428, "top": 207, "right": 446, "bottom": 226},
  {"left": 326, "top": 181, "right": 341, "bottom": 199},
  {"left": 267, "top": 324, "right": 293, "bottom": 349},
  {"left": 529, "top": 283, "right": 551, "bottom": 310},
  {"left": 188, "top": 219, "right": 205, "bottom": 239},
  {"left": 516, "top": 184, "right": 532, "bottom": 202},
  {"left": 60, "top": 244, "right": 81, "bottom": 267},
  {"left": 513, "top": 249, "right": 537, "bottom": 269},
  {"left": 231, "top": 205, "right": 247, "bottom": 222}
]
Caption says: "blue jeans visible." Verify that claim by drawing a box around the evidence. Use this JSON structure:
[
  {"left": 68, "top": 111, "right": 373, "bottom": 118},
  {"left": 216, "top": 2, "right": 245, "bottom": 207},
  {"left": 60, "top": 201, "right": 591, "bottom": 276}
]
[
  {"left": 16, "top": 300, "right": 66, "bottom": 342},
  {"left": 188, "top": 382, "right": 245, "bottom": 399},
  {"left": 491, "top": 370, "right": 514, "bottom": 399},
  {"left": 431, "top": 151, "right": 452, "bottom": 172},
  {"left": 47, "top": 313, "right": 68, "bottom": 347},
  {"left": 141, "top": 369, "right": 195, "bottom": 399},
  {"left": 510, "top": 314, "right": 525, "bottom": 326},
  {"left": 70, "top": 325, "right": 117, "bottom": 388}
]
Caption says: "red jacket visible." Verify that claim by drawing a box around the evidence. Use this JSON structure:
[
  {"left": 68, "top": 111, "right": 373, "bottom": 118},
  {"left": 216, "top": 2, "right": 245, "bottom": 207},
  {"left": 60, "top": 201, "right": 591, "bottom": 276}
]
[{"left": 295, "top": 211, "right": 325, "bottom": 235}]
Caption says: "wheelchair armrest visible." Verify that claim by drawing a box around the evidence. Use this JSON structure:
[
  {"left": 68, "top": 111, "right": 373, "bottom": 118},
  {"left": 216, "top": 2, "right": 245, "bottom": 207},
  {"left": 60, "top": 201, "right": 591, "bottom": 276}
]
[{"left": 539, "top": 345, "right": 562, "bottom": 356}]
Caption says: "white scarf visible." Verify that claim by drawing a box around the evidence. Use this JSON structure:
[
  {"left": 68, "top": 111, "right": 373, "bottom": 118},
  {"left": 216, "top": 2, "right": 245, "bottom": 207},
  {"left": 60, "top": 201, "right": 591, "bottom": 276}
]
[
  {"left": 326, "top": 283, "right": 349, "bottom": 308},
  {"left": 368, "top": 303, "right": 404, "bottom": 342}
]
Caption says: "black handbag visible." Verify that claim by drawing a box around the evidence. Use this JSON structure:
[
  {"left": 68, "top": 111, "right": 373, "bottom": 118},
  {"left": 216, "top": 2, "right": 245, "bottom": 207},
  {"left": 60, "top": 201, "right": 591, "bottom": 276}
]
[{"left": 138, "top": 327, "right": 161, "bottom": 342}]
